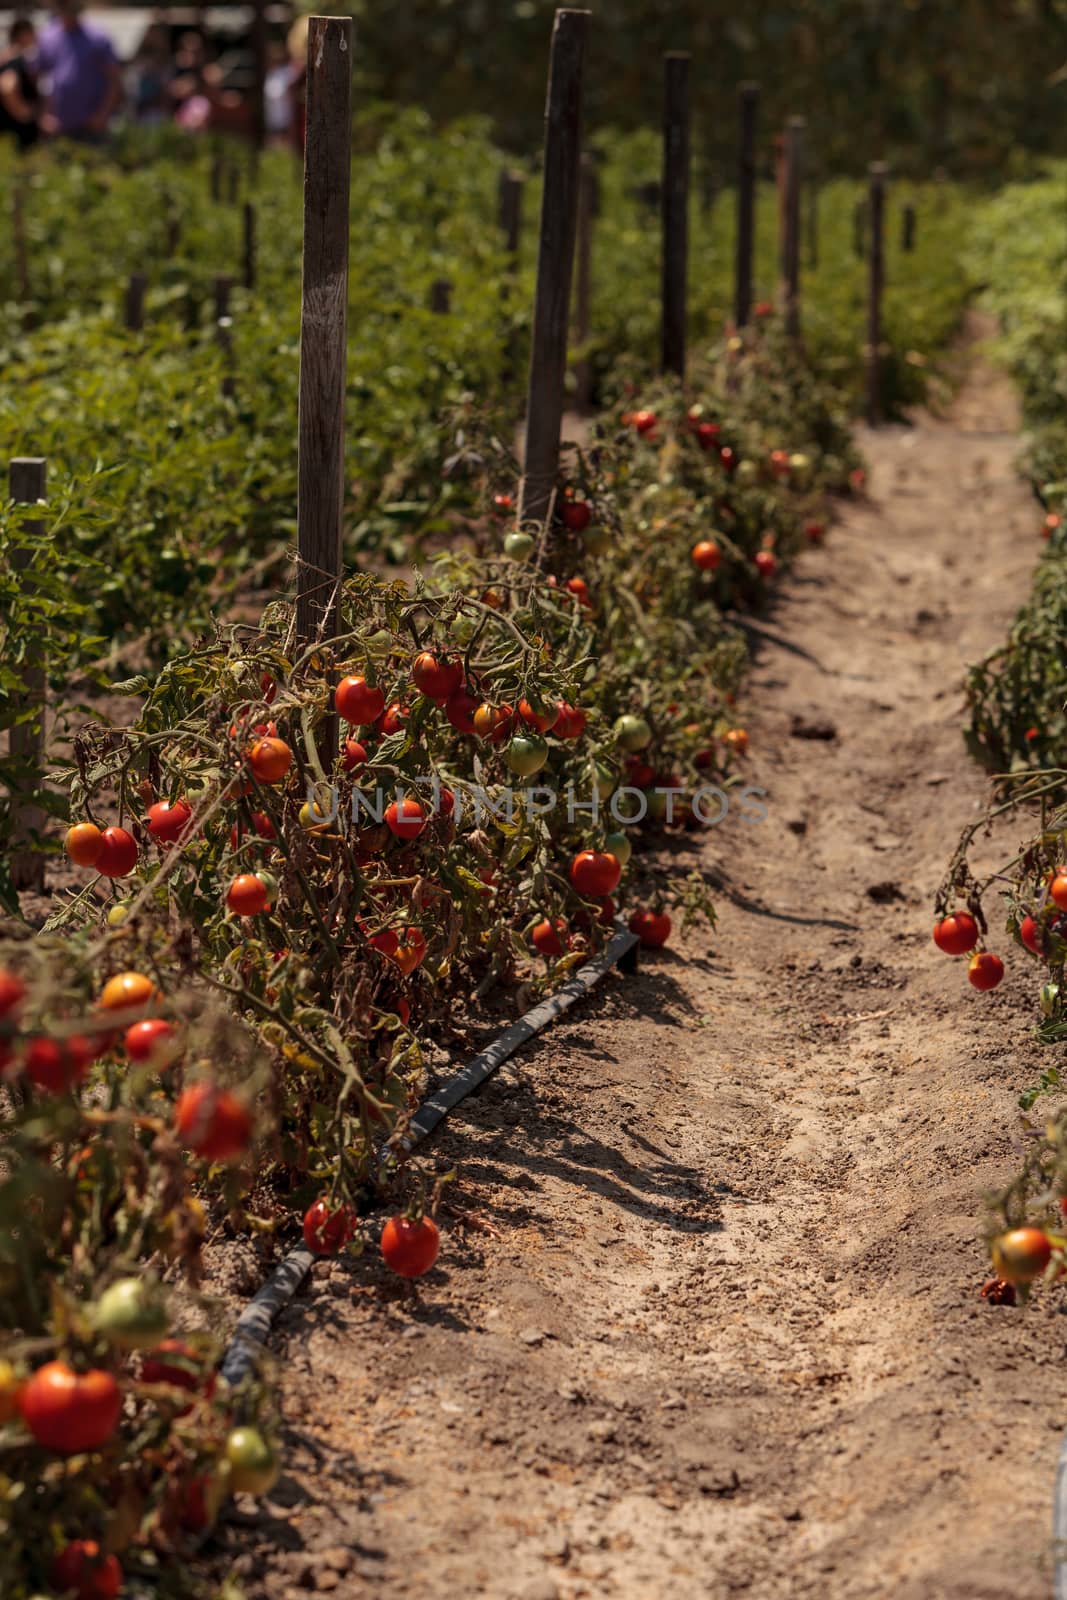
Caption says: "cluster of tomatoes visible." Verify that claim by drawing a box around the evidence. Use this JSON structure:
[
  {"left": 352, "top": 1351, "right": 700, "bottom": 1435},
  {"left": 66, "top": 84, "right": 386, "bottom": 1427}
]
[{"left": 931, "top": 911, "right": 1004, "bottom": 991}]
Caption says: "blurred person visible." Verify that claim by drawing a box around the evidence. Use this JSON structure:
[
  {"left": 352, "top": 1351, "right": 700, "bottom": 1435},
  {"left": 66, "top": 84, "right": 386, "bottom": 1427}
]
[
  {"left": 37, "top": 0, "right": 121, "bottom": 143},
  {"left": 128, "top": 21, "right": 173, "bottom": 126},
  {"left": 264, "top": 39, "right": 291, "bottom": 143},
  {"left": 170, "top": 30, "right": 220, "bottom": 133},
  {"left": 0, "top": 16, "right": 41, "bottom": 150}
]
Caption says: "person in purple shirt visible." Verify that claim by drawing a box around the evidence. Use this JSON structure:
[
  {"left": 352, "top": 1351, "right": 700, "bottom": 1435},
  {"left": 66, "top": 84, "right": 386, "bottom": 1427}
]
[{"left": 37, "top": 0, "right": 122, "bottom": 142}]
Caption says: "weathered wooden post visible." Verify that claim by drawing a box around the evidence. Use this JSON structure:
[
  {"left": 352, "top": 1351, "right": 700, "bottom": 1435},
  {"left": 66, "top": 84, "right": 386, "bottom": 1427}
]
[
  {"left": 124, "top": 272, "right": 146, "bottom": 333},
  {"left": 518, "top": 8, "right": 591, "bottom": 530},
  {"left": 9, "top": 457, "right": 47, "bottom": 893},
  {"left": 296, "top": 14, "right": 353, "bottom": 674},
  {"left": 243, "top": 201, "right": 256, "bottom": 290},
  {"left": 781, "top": 116, "right": 804, "bottom": 341},
  {"left": 734, "top": 81, "right": 758, "bottom": 328},
  {"left": 498, "top": 170, "right": 524, "bottom": 263},
  {"left": 429, "top": 278, "right": 452, "bottom": 314},
  {"left": 902, "top": 201, "right": 916, "bottom": 252},
  {"left": 573, "top": 152, "right": 595, "bottom": 409},
  {"left": 661, "top": 51, "right": 690, "bottom": 380},
  {"left": 866, "top": 162, "right": 887, "bottom": 426}
]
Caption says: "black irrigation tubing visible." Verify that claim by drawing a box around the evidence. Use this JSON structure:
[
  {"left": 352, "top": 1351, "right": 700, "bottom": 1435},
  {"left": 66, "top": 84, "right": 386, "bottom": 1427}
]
[
  {"left": 1054, "top": 1442, "right": 1067, "bottom": 1598},
  {"left": 218, "top": 924, "right": 640, "bottom": 1388}
]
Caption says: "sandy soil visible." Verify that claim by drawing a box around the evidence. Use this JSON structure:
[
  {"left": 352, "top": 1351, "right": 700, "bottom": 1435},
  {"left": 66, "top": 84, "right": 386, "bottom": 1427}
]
[{"left": 210, "top": 341, "right": 1067, "bottom": 1600}]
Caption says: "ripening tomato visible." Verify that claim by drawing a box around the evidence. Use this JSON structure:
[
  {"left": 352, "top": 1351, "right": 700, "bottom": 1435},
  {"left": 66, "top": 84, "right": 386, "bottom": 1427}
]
[
  {"left": 381, "top": 1214, "right": 440, "bottom": 1278},
  {"left": 95, "top": 826, "right": 138, "bottom": 878},
  {"left": 532, "top": 918, "right": 568, "bottom": 956},
  {"left": 24, "top": 1035, "right": 92, "bottom": 1094},
  {"left": 755, "top": 551, "right": 778, "bottom": 579},
  {"left": 99, "top": 970, "right": 159, "bottom": 1011},
  {"left": 342, "top": 738, "right": 368, "bottom": 774},
  {"left": 65, "top": 822, "right": 104, "bottom": 868},
  {"left": 566, "top": 576, "right": 591, "bottom": 606},
  {"left": 1043, "top": 513, "right": 1060, "bottom": 539},
  {"left": 968, "top": 951, "right": 1004, "bottom": 991},
  {"left": 50, "top": 1540, "right": 122, "bottom": 1600},
  {"left": 378, "top": 701, "right": 410, "bottom": 737},
  {"left": 723, "top": 728, "right": 748, "bottom": 755},
  {"left": 141, "top": 1339, "right": 210, "bottom": 1397},
  {"left": 518, "top": 697, "right": 560, "bottom": 734},
  {"left": 384, "top": 798, "right": 427, "bottom": 840},
  {"left": 629, "top": 909, "right": 671, "bottom": 948},
  {"left": 303, "top": 1198, "right": 356, "bottom": 1255},
  {"left": 697, "top": 421, "right": 720, "bottom": 450},
  {"left": 1020, "top": 915, "right": 1044, "bottom": 956},
  {"left": 554, "top": 702, "right": 586, "bottom": 740},
  {"left": 692, "top": 540, "right": 721, "bottom": 572},
  {"left": 491, "top": 492, "right": 514, "bottom": 516},
  {"left": 125, "top": 1018, "right": 180, "bottom": 1067},
  {"left": 227, "top": 874, "right": 271, "bottom": 917},
  {"left": 20, "top": 1361, "right": 122, "bottom": 1452},
  {"left": 0, "top": 968, "right": 26, "bottom": 1020},
  {"left": 412, "top": 652, "right": 462, "bottom": 702},
  {"left": 991, "top": 1226, "right": 1052, "bottom": 1285},
  {"left": 473, "top": 702, "right": 508, "bottom": 740},
  {"left": 932, "top": 912, "right": 979, "bottom": 956},
  {"left": 247, "top": 736, "right": 292, "bottom": 784},
  {"left": 175, "top": 1083, "right": 251, "bottom": 1161},
  {"left": 336, "top": 675, "right": 385, "bottom": 725},
  {"left": 437, "top": 786, "right": 455, "bottom": 817},
  {"left": 1050, "top": 873, "right": 1067, "bottom": 912},
  {"left": 563, "top": 500, "right": 592, "bottom": 532},
  {"left": 147, "top": 799, "right": 192, "bottom": 844},
  {"left": 225, "top": 1426, "right": 280, "bottom": 1496},
  {"left": 631, "top": 410, "right": 658, "bottom": 437},
  {"left": 804, "top": 519, "right": 825, "bottom": 544},
  {"left": 230, "top": 810, "right": 276, "bottom": 850},
  {"left": 367, "top": 926, "right": 400, "bottom": 957},
  {"left": 719, "top": 446, "right": 737, "bottom": 472},
  {"left": 570, "top": 850, "right": 621, "bottom": 898},
  {"left": 445, "top": 688, "right": 480, "bottom": 735},
  {"left": 388, "top": 927, "right": 427, "bottom": 978}
]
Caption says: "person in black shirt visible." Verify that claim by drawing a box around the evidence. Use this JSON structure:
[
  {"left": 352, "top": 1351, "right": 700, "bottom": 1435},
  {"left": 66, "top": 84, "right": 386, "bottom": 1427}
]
[{"left": 0, "top": 17, "right": 41, "bottom": 150}]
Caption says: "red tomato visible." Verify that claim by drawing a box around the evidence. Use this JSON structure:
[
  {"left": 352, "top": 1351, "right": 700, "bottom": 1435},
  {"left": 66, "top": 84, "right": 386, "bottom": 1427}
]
[
  {"left": 629, "top": 909, "right": 672, "bottom": 948},
  {"left": 631, "top": 410, "right": 658, "bottom": 437},
  {"left": 697, "top": 421, "right": 720, "bottom": 450},
  {"left": 246, "top": 737, "right": 292, "bottom": 785},
  {"left": 438, "top": 787, "right": 456, "bottom": 818},
  {"left": 932, "top": 912, "right": 979, "bottom": 956},
  {"left": 147, "top": 800, "right": 192, "bottom": 844},
  {"left": 379, "top": 701, "right": 410, "bottom": 737},
  {"left": 1020, "top": 915, "right": 1043, "bottom": 956},
  {"left": 227, "top": 874, "right": 270, "bottom": 917},
  {"left": 518, "top": 697, "right": 560, "bottom": 734},
  {"left": 0, "top": 969, "right": 26, "bottom": 1020},
  {"left": 968, "top": 951, "right": 1004, "bottom": 991},
  {"left": 692, "top": 540, "right": 721, "bottom": 572},
  {"left": 174, "top": 1083, "right": 251, "bottom": 1161},
  {"left": 1050, "top": 873, "right": 1067, "bottom": 913},
  {"left": 563, "top": 501, "right": 592, "bottom": 532},
  {"left": 445, "top": 688, "right": 480, "bottom": 735},
  {"left": 20, "top": 1362, "right": 121, "bottom": 1453},
  {"left": 388, "top": 928, "right": 427, "bottom": 977},
  {"left": 65, "top": 822, "right": 103, "bottom": 868},
  {"left": 554, "top": 702, "right": 586, "bottom": 740},
  {"left": 1043, "top": 512, "right": 1060, "bottom": 539},
  {"left": 141, "top": 1339, "right": 208, "bottom": 1395},
  {"left": 991, "top": 1227, "right": 1052, "bottom": 1285},
  {"left": 491, "top": 492, "right": 514, "bottom": 515},
  {"left": 804, "top": 519, "right": 825, "bottom": 544},
  {"left": 50, "top": 1540, "right": 122, "bottom": 1600},
  {"left": 342, "top": 738, "right": 368, "bottom": 774},
  {"left": 385, "top": 798, "right": 427, "bottom": 840},
  {"left": 381, "top": 1214, "right": 440, "bottom": 1278},
  {"left": 719, "top": 446, "right": 737, "bottom": 472},
  {"left": 412, "top": 652, "right": 462, "bottom": 702},
  {"left": 303, "top": 1199, "right": 356, "bottom": 1256},
  {"left": 24, "top": 1035, "right": 92, "bottom": 1094},
  {"left": 570, "top": 850, "right": 621, "bottom": 898},
  {"left": 124, "top": 1018, "right": 180, "bottom": 1066},
  {"left": 367, "top": 927, "right": 400, "bottom": 957},
  {"left": 566, "top": 576, "right": 591, "bottom": 605},
  {"left": 95, "top": 826, "right": 138, "bottom": 878},
  {"left": 99, "top": 970, "right": 158, "bottom": 1012},
  {"left": 532, "top": 918, "right": 568, "bottom": 956},
  {"left": 755, "top": 551, "right": 778, "bottom": 579},
  {"left": 335, "top": 675, "right": 385, "bottom": 725}
]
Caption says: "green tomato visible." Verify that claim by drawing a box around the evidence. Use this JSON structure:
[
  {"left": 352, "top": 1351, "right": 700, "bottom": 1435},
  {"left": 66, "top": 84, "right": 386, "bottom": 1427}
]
[
  {"left": 504, "top": 734, "right": 549, "bottom": 777},
  {"left": 225, "top": 1427, "right": 280, "bottom": 1496},
  {"left": 603, "top": 830, "right": 632, "bottom": 866},
  {"left": 615, "top": 714, "right": 652, "bottom": 753},
  {"left": 107, "top": 902, "right": 130, "bottom": 928},
  {"left": 1041, "top": 982, "right": 1060, "bottom": 1018},
  {"left": 503, "top": 531, "right": 536, "bottom": 561},
  {"left": 789, "top": 451, "right": 813, "bottom": 489},
  {"left": 593, "top": 760, "right": 616, "bottom": 801},
  {"left": 583, "top": 525, "right": 610, "bottom": 557},
  {"left": 735, "top": 459, "right": 758, "bottom": 488},
  {"left": 93, "top": 1278, "right": 169, "bottom": 1350}
]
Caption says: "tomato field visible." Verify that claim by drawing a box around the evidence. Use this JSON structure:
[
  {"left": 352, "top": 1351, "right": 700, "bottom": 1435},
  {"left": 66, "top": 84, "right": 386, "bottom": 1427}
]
[{"left": 3, "top": 5, "right": 1067, "bottom": 1598}]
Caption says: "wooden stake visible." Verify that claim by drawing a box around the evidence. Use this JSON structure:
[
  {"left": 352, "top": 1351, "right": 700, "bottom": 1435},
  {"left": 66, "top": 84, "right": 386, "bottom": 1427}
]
[
  {"left": 213, "top": 274, "right": 234, "bottom": 323},
  {"left": 296, "top": 15, "right": 353, "bottom": 659},
  {"left": 661, "top": 52, "right": 690, "bottom": 380},
  {"left": 8, "top": 457, "right": 47, "bottom": 894},
  {"left": 902, "top": 202, "right": 916, "bottom": 252},
  {"left": 573, "top": 152, "right": 594, "bottom": 410},
  {"left": 498, "top": 170, "right": 524, "bottom": 262},
  {"left": 429, "top": 279, "right": 452, "bottom": 314},
  {"left": 124, "top": 272, "right": 146, "bottom": 332},
  {"left": 518, "top": 8, "right": 591, "bottom": 531},
  {"left": 734, "top": 81, "right": 758, "bottom": 328},
  {"left": 782, "top": 117, "right": 804, "bottom": 341},
  {"left": 866, "top": 163, "right": 888, "bottom": 427},
  {"left": 243, "top": 201, "right": 256, "bottom": 290}
]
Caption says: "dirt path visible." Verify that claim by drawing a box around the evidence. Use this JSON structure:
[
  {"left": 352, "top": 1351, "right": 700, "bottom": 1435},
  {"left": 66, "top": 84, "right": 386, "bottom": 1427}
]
[{"left": 217, "top": 345, "right": 1066, "bottom": 1600}]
